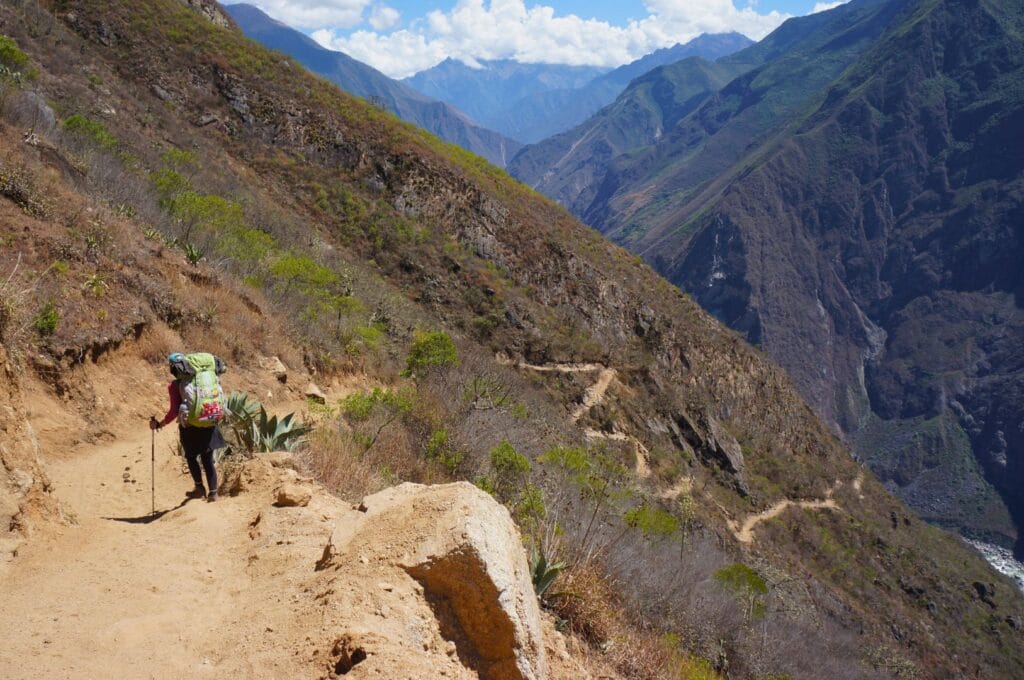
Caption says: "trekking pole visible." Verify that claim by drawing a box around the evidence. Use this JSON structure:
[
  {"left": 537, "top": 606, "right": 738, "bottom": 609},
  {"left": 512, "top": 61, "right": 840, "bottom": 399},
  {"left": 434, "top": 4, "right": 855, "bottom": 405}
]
[{"left": 149, "top": 416, "right": 157, "bottom": 516}]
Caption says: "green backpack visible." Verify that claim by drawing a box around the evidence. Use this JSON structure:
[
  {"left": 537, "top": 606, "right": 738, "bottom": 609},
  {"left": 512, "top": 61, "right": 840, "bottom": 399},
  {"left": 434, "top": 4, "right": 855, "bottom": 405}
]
[{"left": 176, "top": 352, "right": 227, "bottom": 428}]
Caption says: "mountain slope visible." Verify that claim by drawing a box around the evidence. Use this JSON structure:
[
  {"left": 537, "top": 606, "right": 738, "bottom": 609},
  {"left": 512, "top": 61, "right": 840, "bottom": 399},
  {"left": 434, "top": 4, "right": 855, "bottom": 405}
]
[
  {"left": 0, "top": 0, "right": 1021, "bottom": 677},
  {"left": 515, "top": 0, "right": 1024, "bottom": 556},
  {"left": 479, "top": 33, "right": 753, "bottom": 144},
  {"left": 510, "top": 0, "right": 901, "bottom": 217},
  {"left": 224, "top": 3, "right": 520, "bottom": 167}
]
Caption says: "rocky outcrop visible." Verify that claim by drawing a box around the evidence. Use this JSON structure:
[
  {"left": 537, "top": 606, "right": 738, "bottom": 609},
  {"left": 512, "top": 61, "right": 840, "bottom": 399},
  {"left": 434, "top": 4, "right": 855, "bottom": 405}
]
[
  {"left": 234, "top": 453, "right": 548, "bottom": 679},
  {"left": 176, "top": 0, "right": 232, "bottom": 28},
  {"left": 319, "top": 482, "right": 547, "bottom": 680}
]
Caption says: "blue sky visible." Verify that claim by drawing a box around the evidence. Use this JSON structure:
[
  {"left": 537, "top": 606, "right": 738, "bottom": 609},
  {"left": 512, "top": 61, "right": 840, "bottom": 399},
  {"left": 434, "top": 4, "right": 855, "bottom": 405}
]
[
  {"left": 243, "top": 0, "right": 847, "bottom": 78},
  {"left": 382, "top": 0, "right": 825, "bottom": 25}
]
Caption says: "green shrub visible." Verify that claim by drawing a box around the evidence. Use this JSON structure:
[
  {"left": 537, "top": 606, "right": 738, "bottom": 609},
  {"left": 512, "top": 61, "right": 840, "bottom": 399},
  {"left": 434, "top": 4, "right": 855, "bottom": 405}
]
[
  {"left": 424, "top": 429, "right": 463, "bottom": 474},
  {"left": 340, "top": 387, "right": 413, "bottom": 451},
  {"left": 269, "top": 252, "right": 341, "bottom": 295},
  {"left": 483, "top": 439, "right": 530, "bottom": 503},
  {"left": 623, "top": 504, "right": 680, "bottom": 538},
  {"left": 168, "top": 192, "right": 245, "bottom": 241},
  {"left": 0, "top": 35, "right": 32, "bottom": 82},
  {"left": 403, "top": 329, "right": 458, "bottom": 378},
  {"left": 161, "top": 147, "right": 199, "bottom": 170},
  {"left": 151, "top": 168, "right": 190, "bottom": 200},
  {"left": 63, "top": 114, "right": 118, "bottom": 150},
  {"left": 33, "top": 301, "right": 58, "bottom": 336},
  {"left": 0, "top": 36, "right": 29, "bottom": 70},
  {"left": 343, "top": 323, "right": 385, "bottom": 356},
  {"left": 540, "top": 444, "right": 633, "bottom": 552},
  {"left": 215, "top": 225, "right": 277, "bottom": 264},
  {"left": 516, "top": 482, "right": 547, "bottom": 539},
  {"left": 714, "top": 563, "right": 768, "bottom": 621}
]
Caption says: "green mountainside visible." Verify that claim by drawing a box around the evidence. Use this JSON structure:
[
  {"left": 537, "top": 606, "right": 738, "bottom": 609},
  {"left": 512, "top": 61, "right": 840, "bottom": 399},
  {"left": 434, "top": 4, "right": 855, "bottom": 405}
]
[
  {"left": 0, "top": 0, "right": 1021, "bottom": 677},
  {"left": 509, "top": 0, "right": 903, "bottom": 220},
  {"left": 511, "top": 0, "right": 1024, "bottom": 562}
]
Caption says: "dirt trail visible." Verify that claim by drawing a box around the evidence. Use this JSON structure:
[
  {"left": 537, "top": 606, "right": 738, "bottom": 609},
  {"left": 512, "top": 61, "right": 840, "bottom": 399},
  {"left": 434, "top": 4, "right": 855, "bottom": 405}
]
[
  {"left": 570, "top": 368, "right": 617, "bottom": 422},
  {"left": 658, "top": 477, "right": 692, "bottom": 501},
  {"left": 503, "top": 359, "right": 651, "bottom": 478},
  {"left": 0, "top": 427, "right": 317, "bottom": 679},
  {"left": 730, "top": 484, "right": 841, "bottom": 544}
]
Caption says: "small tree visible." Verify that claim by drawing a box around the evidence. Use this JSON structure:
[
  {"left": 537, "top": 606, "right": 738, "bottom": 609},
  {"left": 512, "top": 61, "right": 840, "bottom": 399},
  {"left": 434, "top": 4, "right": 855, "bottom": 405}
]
[
  {"left": 541, "top": 445, "right": 632, "bottom": 558},
  {"left": 403, "top": 329, "right": 458, "bottom": 379},
  {"left": 482, "top": 439, "right": 530, "bottom": 504},
  {"left": 714, "top": 563, "right": 769, "bottom": 623},
  {"left": 340, "top": 387, "right": 413, "bottom": 453}
]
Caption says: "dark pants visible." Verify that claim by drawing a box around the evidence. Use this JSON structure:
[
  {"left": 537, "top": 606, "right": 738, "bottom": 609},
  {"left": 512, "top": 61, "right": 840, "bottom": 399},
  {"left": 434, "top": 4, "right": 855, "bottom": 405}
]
[{"left": 179, "top": 425, "right": 223, "bottom": 492}]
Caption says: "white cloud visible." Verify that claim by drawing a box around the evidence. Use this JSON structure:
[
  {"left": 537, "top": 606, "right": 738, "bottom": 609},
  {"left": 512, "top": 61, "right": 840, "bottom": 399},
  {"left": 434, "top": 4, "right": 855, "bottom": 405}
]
[
  {"left": 294, "top": 0, "right": 792, "bottom": 78},
  {"left": 811, "top": 1, "right": 847, "bottom": 13},
  {"left": 368, "top": 4, "right": 400, "bottom": 31},
  {"left": 246, "top": 0, "right": 371, "bottom": 30}
]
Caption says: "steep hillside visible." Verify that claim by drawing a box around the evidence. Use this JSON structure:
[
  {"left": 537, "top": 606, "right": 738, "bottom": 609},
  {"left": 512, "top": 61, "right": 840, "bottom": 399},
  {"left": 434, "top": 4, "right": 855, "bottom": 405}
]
[
  {"left": 512, "top": 0, "right": 1024, "bottom": 560},
  {"left": 224, "top": 3, "right": 521, "bottom": 167},
  {"left": 0, "top": 1, "right": 1022, "bottom": 678},
  {"left": 508, "top": 56, "right": 744, "bottom": 214},
  {"left": 510, "top": 0, "right": 902, "bottom": 217}
]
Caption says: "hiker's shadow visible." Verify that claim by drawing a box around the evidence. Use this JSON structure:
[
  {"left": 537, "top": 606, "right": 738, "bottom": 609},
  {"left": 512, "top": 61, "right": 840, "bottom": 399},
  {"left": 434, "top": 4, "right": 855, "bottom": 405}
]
[{"left": 103, "top": 498, "right": 195, "bottom": 524}]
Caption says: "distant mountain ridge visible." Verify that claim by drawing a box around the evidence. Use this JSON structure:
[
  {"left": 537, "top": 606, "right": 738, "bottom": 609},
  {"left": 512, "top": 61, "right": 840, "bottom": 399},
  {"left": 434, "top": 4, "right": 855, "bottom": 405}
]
[
  {"left": 403, "top": 33, "right": 752, "bottom": 144},
  {"left": 224, "top": 3, "right": 521, "bottom": 166},
  {"left": 512, "top": 0, "right": 1024, "bottom": 556}
]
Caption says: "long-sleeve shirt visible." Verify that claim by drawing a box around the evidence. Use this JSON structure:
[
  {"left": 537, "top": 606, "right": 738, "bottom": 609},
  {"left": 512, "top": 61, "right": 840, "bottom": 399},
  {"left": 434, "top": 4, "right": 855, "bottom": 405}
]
[{"left": 158, "top": 381, "right": 182, "bottom": 428}]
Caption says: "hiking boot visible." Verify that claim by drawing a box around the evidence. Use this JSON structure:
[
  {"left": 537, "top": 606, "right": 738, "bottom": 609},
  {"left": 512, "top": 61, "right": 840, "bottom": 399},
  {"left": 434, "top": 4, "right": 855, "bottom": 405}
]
[
  {"left": 206, "top": 490, "right": 219, "bottom": 503},
  {"left": 185, "top": 486, "right": 206, "bottom": 500}
]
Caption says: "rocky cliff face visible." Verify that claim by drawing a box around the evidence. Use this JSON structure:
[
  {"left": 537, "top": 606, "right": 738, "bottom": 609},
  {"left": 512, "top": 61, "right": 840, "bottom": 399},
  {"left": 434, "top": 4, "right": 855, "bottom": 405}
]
[
  {"left": 515, "top": 0, "right": 1024, "bottom": 557},
  {"left": 657, "top": 0, "right": 1024, "bottom": 553}
]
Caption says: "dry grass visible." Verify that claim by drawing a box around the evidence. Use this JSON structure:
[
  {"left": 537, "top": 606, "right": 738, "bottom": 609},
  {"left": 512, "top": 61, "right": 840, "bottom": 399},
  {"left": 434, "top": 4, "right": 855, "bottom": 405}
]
[
  {"left": 301, "top": 411, "right": 443, "bottom": 502},
  {"left": 131, "top": 321, "right": 181, "bottom": 364},
  {"left": 549, "top": 560, "right": 689, "bottom": 680},
  {"left": 302, "top": 427, "right": 385, "bottom": 501}
]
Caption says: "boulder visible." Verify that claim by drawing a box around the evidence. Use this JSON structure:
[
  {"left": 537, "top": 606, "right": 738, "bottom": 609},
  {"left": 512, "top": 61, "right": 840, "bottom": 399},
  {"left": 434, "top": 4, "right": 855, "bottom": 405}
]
[
  {"left": 675, "top": 410, "right": 749, "bottom": 496},
  {"left": 258, "top": 355, "right": 288, "bottom": 383},
  {"left": 707, "top": 416, "right": 746, "bottom": 479},
  {"left": 304, "top": 382, "right": 326, "bottom": 404},
  {"left": 274, "top": 483, "right": 312, "bottom": 508},
  {"left": 333, "top": 482, "right": 547, "bottom": 680}
]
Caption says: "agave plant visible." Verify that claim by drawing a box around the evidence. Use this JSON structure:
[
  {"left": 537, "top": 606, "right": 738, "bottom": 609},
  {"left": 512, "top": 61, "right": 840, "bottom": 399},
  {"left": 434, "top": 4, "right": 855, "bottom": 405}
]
[
  {"left": 530, "top": 547, "right": 566, "bottom": 602},
  {"left": 223, "top": 390, "right": 261, "bottom": 455},
  {"left": 253, "top": 406, "right": 311, "bottom": 452},
  {"left": 220, "top": 391, "right": 310, "bottom": 457},
  {"left": 182, "top": 242, "right": 203, "bottom": 266}
]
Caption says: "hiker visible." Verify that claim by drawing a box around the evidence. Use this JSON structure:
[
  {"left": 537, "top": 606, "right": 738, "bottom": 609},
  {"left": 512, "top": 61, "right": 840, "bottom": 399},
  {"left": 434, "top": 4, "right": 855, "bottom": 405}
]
[{"left": 150, "top": 352, "right": 227, "bottom": 502}]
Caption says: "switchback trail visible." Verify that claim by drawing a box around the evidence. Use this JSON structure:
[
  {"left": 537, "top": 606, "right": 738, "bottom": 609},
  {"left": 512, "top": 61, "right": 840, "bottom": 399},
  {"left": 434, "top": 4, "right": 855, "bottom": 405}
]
[
  {"left": 500, "top": 358, "right": 651, "bottom": 478},
  {"left": 0, "top": 428, "right": 315, "bottom": 679},
  {"left": 730, "top": 480, "right": 851, "bottom": 544}
]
